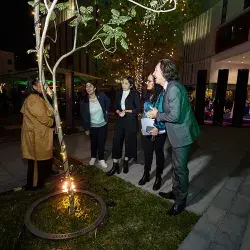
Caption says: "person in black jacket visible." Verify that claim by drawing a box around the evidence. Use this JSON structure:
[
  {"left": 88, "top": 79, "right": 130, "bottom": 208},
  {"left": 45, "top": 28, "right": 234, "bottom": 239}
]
[
  {"left": 107, "top": 76, "right": 141, "bottom": 176},
  {"left": 80, "top": 81, "right": 110, "bottom": 168}
]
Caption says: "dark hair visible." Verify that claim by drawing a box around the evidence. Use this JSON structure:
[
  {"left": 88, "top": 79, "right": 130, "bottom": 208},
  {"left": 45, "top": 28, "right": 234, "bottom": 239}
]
[
  {"left": 124, "top": 76, "right": 136, "bottom": 91},
  {"left": 24, "top": 77, "right": 40, "bottom": 97},
  {"left": 83, "top": 81, "right": 98, "bottom": 103},
  {"left": 159, "top": 59, "right": 179, "bottom": 82},
  {"left": 145, "top": 73, "right": 163, "bottom": 103}
]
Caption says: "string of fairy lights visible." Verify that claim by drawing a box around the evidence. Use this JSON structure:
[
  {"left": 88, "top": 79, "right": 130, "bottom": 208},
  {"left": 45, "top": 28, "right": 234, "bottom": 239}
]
[
  {"left": 29, "top": 0, "right": 189, "bottom": 198},
  {"left": 96, "top": 0, "right": 188, "bottom": 85},
  {"left": 32, "top": 1, "right": 75, "bottom": 202}
]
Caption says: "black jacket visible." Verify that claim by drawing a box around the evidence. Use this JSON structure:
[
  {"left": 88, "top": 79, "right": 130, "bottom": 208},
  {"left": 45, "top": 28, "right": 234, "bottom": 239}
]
[
  {"left": 80, "top": 92, "right": 110, "bottom": 131},
  {"left": 114, "top": 90, "right": 141, "bottom": 116}
]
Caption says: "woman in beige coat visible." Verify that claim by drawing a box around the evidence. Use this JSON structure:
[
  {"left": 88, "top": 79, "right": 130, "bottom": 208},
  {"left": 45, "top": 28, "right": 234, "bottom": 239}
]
[{"left": 21, "top": 78, "right": 54, "bottom": 190}]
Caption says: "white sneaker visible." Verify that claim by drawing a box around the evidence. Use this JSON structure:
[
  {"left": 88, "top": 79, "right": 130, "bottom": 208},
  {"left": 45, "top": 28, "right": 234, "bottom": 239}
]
[
  {"left": 89, "top": 158, "right": 96, "bottom": 165},
  {"left": 99, "top": 160, "right": 107, "bottom": 168}
]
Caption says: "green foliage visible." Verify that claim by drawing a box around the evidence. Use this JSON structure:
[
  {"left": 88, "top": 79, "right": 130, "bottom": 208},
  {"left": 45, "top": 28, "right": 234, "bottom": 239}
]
[
  {"left": 109, "top": 9, "right": 132, "bottom": 26},
  {"left": 97, "top": 23, "right": 127, "bottom": 46},
  {"left": 28, "top": 1, "right": 70, "bottom": 21},
  {"left": 55, "top": 2, "right": 70, "bottom": 11},
  {"left": 92, "top": 8, "right": 135, "bottom": 56},
  {"left": 27, "top": 1, "right": 35, "bottom": 7},
  {"left": 90, "top": 0, "right": 204, "bottom": 81},
  {"left": 28, "top": 0, "right": 204, "bottom": 82},
  {"left": 70, "top": 6, "right": 94, "bottom": 27},
  {"left": 129, "top": 7, "right": 137, "bottom": 17},
  {"left": 0, "top": 164, "right": 199, "bottom": 250}
]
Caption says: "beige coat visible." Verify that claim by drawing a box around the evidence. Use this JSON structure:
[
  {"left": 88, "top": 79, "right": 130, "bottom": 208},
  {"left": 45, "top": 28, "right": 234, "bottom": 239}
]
[{"left": 21, "top": 94, "right": 54, "bottom": 161}]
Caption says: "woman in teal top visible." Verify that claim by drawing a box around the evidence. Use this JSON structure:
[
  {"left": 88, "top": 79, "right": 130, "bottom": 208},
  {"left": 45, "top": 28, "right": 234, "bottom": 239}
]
[{"left": 139, "top": 73, "right": 166, "bottom": 190}]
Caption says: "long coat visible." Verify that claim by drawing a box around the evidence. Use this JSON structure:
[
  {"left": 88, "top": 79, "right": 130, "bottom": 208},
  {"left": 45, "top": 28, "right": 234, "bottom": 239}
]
[{"left": 21, "top": 94, "right": 54, "bottom": 160}]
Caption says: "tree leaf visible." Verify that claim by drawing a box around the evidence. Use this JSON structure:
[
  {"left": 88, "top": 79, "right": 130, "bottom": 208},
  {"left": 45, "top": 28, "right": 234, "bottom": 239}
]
[
  {"left": 104, "top": 37, "right": 111, "bottom": 45},
  {"left": 27, "top": 1, "right": 35, "bottom": 7},
  {"left": 50, "top": 11, "right": 56, "bottom": 21},
  {"left": 55, "top": 2, "right": 70, "bottom": 11},
  {"left": 130, "top": 7, "right": 136, "bottom": 17},
  {"left": 150, "top": 0, "right": 158, "bottom": 7},
  {"left": 69, "top": 18, "right": 78, "bottom": 27},
  {"left": 120, "top": 39, "right": 128, "bottom": 50},
  {"left": 86, "top": 6, "right": 94, "bottom": 14},
  {"left": 40, "top": 4, "right": 47, "bottom": 15},
  {"left": 103, "top": 24, "right": 112, "bottom": 33},
  {"left": 111, "top": 9, "right": 120, "bottom": 17}
]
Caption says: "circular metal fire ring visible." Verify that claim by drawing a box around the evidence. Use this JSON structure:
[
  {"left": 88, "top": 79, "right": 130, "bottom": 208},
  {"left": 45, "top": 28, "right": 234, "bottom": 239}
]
[{"left": 24, "top": 189, "right": 107, "bottom": 240}]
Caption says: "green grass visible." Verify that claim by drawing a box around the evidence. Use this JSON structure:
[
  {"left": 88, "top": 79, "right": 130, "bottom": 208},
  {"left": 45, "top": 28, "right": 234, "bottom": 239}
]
[
  {"left": 0, "top": 165, "right": 199, "bottom": 250},
  {"left": 31, "top": 193, "right": 101, "bottom": 234}
]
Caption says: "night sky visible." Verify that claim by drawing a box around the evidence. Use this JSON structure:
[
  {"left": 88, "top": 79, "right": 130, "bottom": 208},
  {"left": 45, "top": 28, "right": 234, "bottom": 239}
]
[{"left": 0, "top": 0, "right": 35, "bottom": 70}]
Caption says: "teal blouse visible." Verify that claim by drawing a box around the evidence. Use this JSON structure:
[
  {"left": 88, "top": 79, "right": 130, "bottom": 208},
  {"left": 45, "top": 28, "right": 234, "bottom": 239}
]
[{"left": 143, "top": 93, "right": 166, "bottom": 131}]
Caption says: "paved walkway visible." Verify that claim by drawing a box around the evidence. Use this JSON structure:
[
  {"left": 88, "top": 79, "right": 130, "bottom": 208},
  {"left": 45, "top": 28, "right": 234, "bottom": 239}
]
[
  {"left": 179, "top": 152, "right": 250, "bottom": 250},
  {"left": 66, "top": 126, "right": 250, "bottom": 250},
  {"left": 0, "top": 142, "right": 26, "bottom": 192},
  {"left": 1, "top": 125, "right": 250, "bottom": 249}
]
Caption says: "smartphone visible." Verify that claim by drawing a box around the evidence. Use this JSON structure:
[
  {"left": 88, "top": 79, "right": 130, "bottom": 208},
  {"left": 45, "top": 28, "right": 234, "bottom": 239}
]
[{"left": 146, "top": 126, "right": 154, "bottom": 134}]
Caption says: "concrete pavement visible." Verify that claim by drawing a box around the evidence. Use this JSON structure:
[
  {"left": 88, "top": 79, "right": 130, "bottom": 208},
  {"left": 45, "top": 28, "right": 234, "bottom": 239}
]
[{"left": 1, "top": 125, "right": 250, "bottom": 249}]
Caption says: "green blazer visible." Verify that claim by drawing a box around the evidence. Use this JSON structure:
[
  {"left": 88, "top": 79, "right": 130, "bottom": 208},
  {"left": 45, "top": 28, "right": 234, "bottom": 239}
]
[{"left": 156, "top": 80, "right": 200, "bottom": 148}]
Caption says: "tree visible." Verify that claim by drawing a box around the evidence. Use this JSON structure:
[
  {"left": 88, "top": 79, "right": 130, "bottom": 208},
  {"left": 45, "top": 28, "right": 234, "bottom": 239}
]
[
  {"left": 84, "top": 0, "right": 203, "bottom": 90},
  {"left": 27, "top": 0, "right": 181, "bottom": 213}
]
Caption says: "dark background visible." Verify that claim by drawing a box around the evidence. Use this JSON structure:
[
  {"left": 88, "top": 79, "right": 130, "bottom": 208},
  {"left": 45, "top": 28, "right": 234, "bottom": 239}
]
[{"left": 0, "top": 0, "right": 35, "bottom": 70}]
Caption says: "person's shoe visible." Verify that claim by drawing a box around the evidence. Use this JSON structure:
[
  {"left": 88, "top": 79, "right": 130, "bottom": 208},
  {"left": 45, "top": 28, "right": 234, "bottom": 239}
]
[
  {"left": 167, "top": 203, "right": 186, "bottom": 216},
  {"left": 123, "top": 160, "right": 129, "bottom": 173},
  {"left": 106, "top": 162, "right": 120, "bottom": 176},
  {"left": 159, "top": 191, "right": 175, "bottom": 200},
  {"left": 138, "top": 172, "right": 150, "bottom": 186},
  {"left": 89, "top": 158, "right": 96, "bottom": 165},
  {"left": 153, "top": 177, "right": 162, "bottom": 191},
  {"left": 99, "top": 160, "right": 108, "bottom": 168}
]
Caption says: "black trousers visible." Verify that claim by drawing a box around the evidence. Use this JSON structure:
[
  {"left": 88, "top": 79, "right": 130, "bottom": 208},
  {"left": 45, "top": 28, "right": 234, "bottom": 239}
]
[
  {"left": 90, "top": 124, "right": 107, "bottom": 160},
  {"left": 112, "top": 117, "right": 137, "bottom": 159},
  {"left": 171, "top": 144, "right": 192, "bottom": 205},
  {"left": 27, "top": 159, "right": 52, "bottom": 188},
  {"left": 143, "top": 133, "right": 167, "bottom": 177}
]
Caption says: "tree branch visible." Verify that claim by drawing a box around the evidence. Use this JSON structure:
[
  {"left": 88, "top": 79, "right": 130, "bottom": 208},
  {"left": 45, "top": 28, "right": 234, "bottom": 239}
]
[
  {"left": 127, "top": 0, "right": 177, "bottom": 13},
  {"left": 44, "top": 55, "right": 53, "bottom": 75},
  {"left": 46, "top": 21, "right": 57, "bottom": 43},
  {"left": 44, "top": 0, "right": 49, "bottom": 11},
  {"left": 39, "top": 0, "right": 58, "bottom": 82}
]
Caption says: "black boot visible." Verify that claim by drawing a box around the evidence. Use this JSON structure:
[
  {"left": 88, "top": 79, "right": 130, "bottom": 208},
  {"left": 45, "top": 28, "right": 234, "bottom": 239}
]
[
  {"left": 153, "top": 177, "right": 162, "bottom": 191},
  {"left": 106, "top": 162, "right": 120, "bottom": 176},
  {"left": 138, "top": 171, "right": 150, "bottom": 186},
  {"left": 159, "top": 191, "right": 175, "bottom": 200},
  {"left": 123, "top": 160, "right": 129, "bottom": 173},
  {"left": 167, "top": 203, "right": 186, "bottom": 216}
]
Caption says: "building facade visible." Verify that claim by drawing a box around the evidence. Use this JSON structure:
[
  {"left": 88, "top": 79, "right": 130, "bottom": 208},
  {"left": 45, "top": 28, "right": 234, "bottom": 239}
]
[
  {"left": 46, "top": 0, "right": 97, "bottom": 76},
  {"left": 0, "top": 50, "right": 15, "bottom": 74},
  {"left": 182, "top": 0, "right": 250, "bottom": 88}
]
